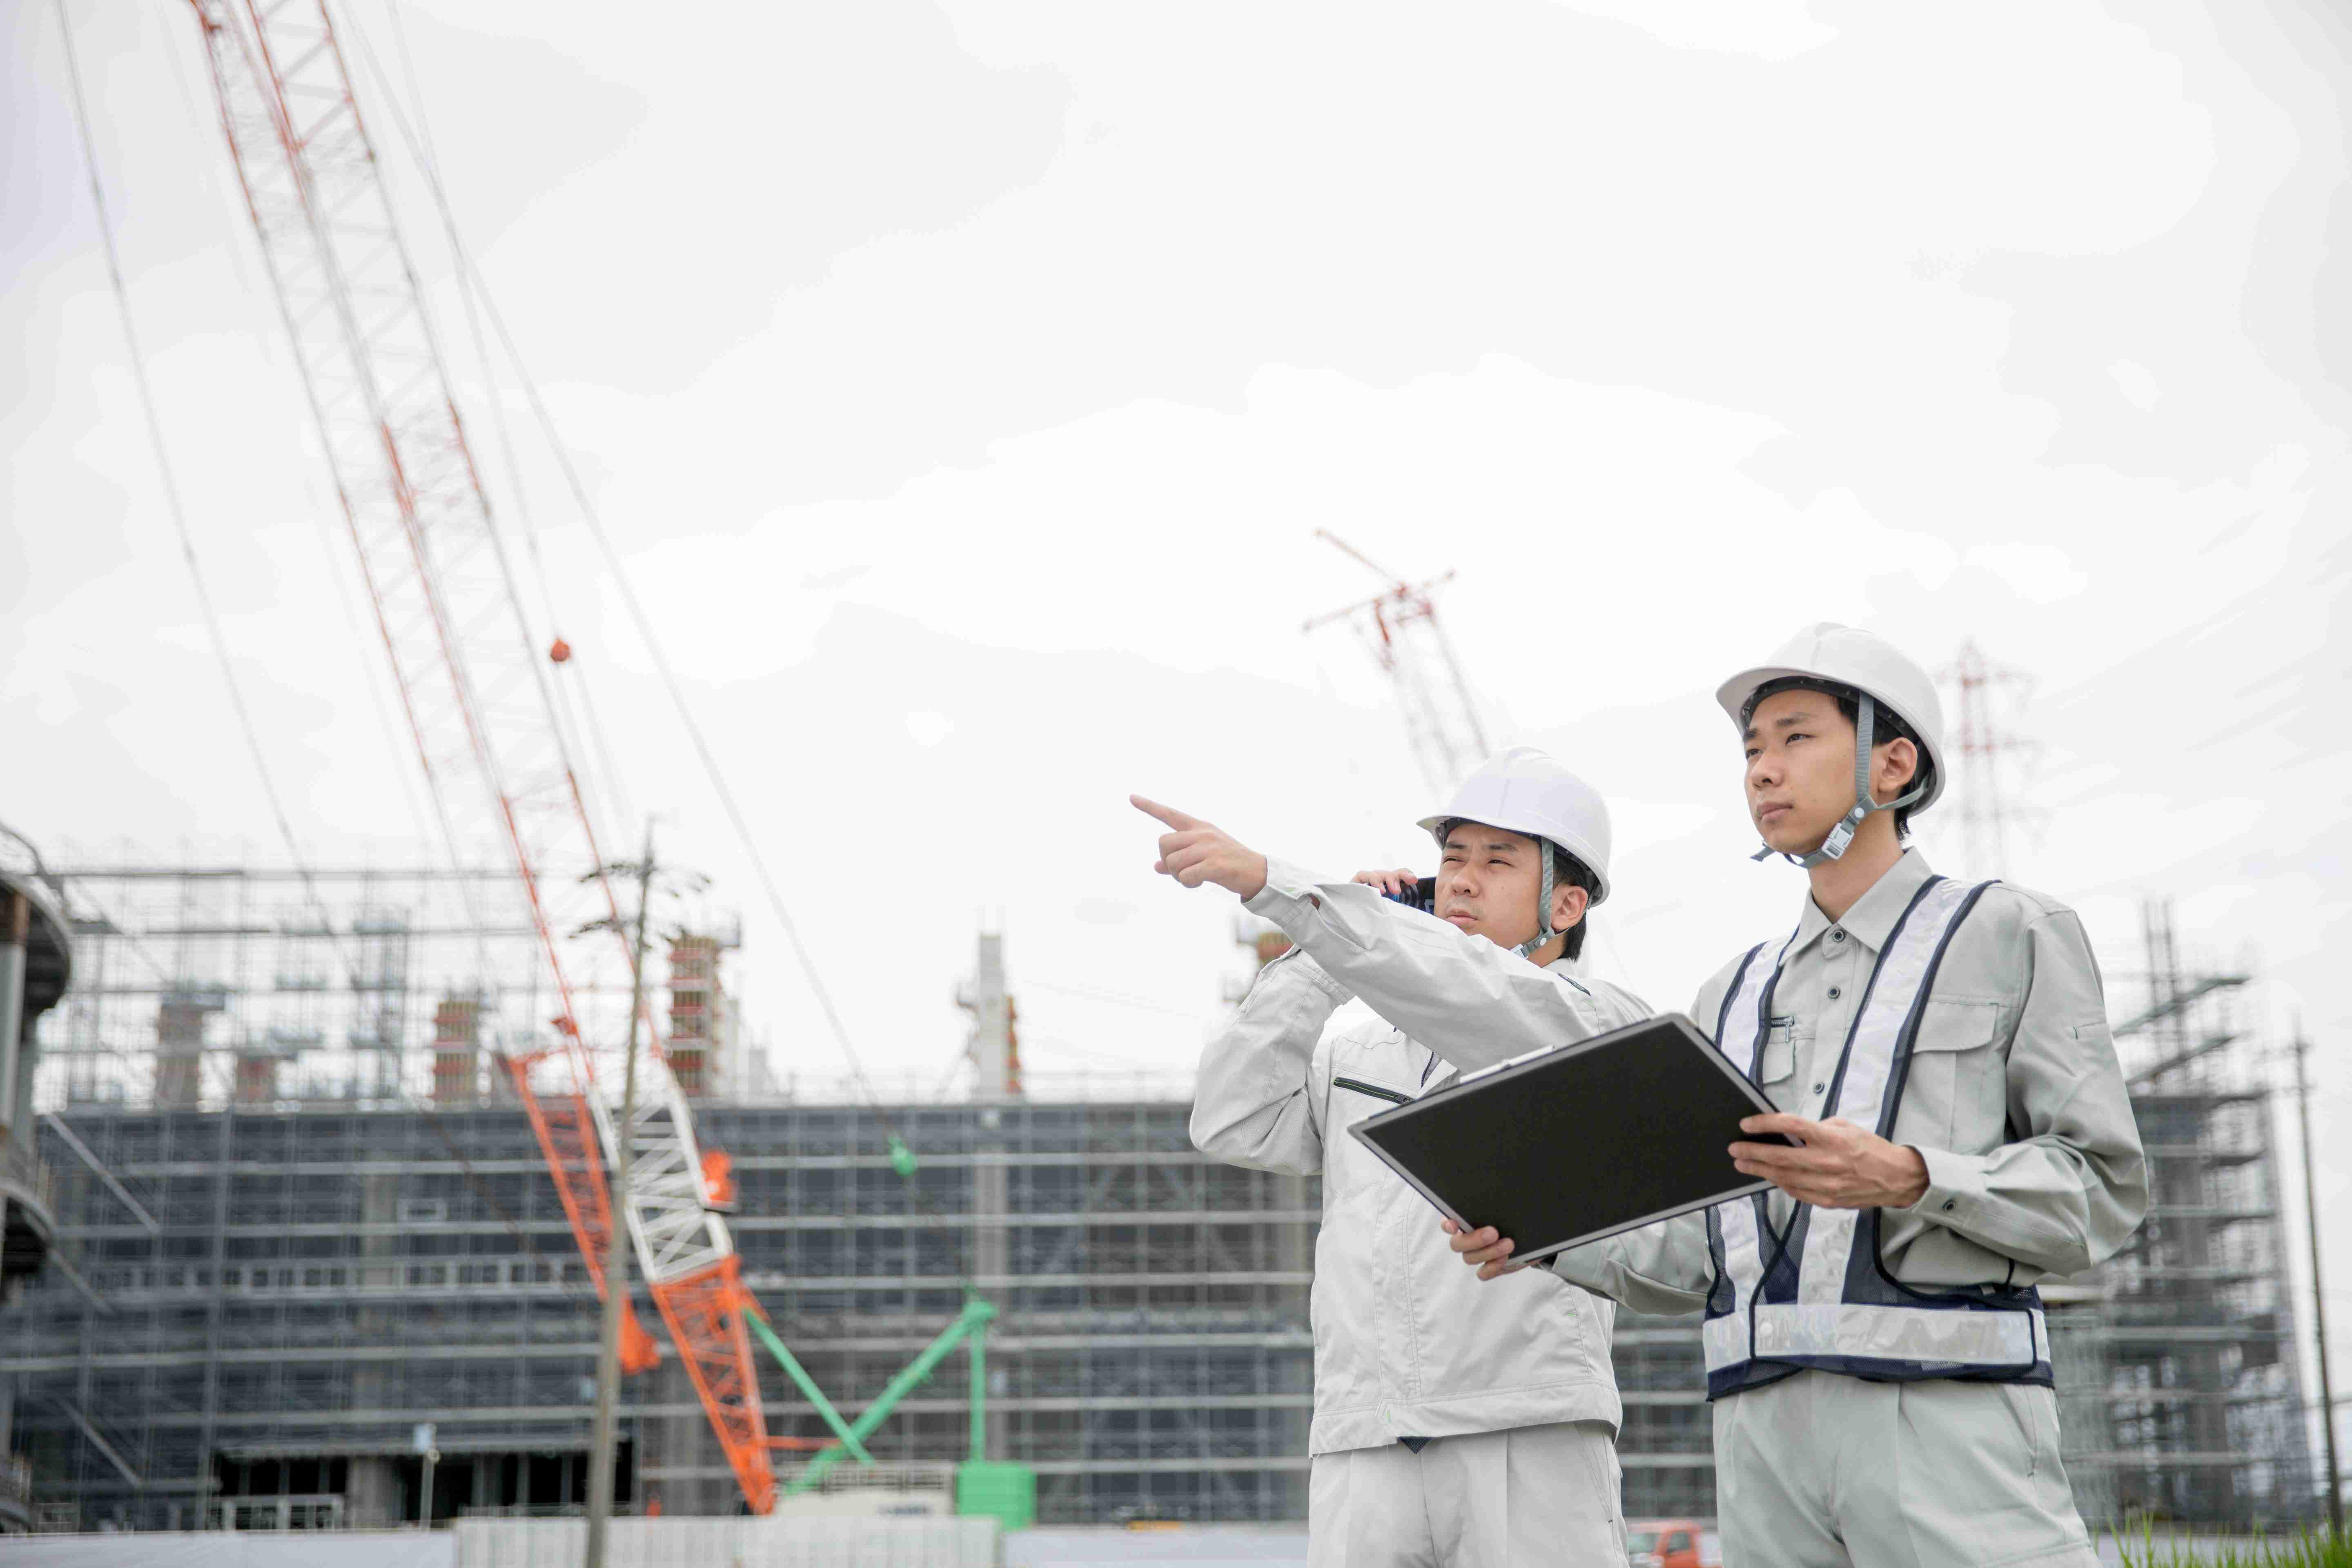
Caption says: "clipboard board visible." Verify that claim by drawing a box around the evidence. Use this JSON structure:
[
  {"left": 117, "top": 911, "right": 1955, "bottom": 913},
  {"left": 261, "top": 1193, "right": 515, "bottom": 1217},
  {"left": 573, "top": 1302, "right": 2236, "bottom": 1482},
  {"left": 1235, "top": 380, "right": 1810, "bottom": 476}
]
[{"left": 1347, "top": 1012, "right": 1794, "bottom": 1265}]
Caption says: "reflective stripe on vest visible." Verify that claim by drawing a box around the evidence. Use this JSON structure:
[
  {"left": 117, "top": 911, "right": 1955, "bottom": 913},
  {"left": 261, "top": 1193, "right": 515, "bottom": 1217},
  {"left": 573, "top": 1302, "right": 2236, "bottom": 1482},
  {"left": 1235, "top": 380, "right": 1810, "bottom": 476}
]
[{"left": 1701, "top": 874, "right": 2051, "bottom": 1398}]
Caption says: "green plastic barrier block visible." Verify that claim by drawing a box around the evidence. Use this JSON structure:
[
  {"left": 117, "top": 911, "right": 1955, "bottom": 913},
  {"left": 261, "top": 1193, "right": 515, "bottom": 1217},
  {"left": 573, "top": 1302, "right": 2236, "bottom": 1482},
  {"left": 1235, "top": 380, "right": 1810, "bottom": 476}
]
[{"left": 956, "top": 1460, "right": 1037, "bottom": 1530}]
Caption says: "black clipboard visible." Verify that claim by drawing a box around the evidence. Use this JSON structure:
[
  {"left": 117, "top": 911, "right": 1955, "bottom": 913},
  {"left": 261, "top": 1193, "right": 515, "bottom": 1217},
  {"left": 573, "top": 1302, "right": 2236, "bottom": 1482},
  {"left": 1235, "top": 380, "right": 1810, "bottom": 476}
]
[{"left": 1347, "top": 1012, "right": 1793, "bottom": 1265}]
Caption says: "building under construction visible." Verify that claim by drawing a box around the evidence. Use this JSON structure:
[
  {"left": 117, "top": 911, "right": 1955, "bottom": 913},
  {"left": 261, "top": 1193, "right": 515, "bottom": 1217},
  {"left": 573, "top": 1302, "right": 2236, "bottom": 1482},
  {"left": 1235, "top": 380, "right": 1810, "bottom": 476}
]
[
  {"left": 20, "top": 0, "right": 2326, "bottom": 1535},
  {"left": 0, "top": 853, "right": 2325, "bottom": 1533},
  {"left": 2047, "top": 899, "right": 2318, "bottom": 1528},
  {"left": 0, "top": 862, "right": 1316, "bottom": 1531},
  {"left": 1935, "top": 645, "right": 2320, "bottom": 1530}
]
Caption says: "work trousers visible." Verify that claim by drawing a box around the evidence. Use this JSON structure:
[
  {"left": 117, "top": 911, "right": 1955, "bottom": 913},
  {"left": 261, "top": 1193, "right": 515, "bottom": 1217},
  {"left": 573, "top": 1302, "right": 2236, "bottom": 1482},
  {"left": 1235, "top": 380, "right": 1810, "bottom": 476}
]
[
  {"left": 1712, "top": 1370, "right": 2098, "bottom": 1568},
  {"left": 1307, "top": 1419, "right": 1625, "bottom": 1568}
]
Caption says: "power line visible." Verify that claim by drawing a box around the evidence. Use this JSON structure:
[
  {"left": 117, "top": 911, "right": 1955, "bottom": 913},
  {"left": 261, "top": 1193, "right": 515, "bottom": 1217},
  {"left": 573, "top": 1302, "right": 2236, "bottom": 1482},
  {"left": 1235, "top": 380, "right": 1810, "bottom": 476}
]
[{"left": 1023, "top": 977, "right": 1213, "bottom": 1024}]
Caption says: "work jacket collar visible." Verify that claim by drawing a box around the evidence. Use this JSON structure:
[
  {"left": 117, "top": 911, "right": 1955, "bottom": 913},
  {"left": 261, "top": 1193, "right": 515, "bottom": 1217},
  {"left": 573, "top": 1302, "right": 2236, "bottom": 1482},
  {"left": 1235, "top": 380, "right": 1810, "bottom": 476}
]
[{"left": 1791, "top": 846, "right": 1938, "bottom": 958}]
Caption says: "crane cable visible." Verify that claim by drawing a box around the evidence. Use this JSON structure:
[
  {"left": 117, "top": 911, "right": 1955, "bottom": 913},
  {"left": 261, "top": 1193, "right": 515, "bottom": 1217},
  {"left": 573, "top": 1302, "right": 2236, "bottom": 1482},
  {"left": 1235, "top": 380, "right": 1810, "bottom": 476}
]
[
  {"left": 376, "top": 0, "right": 637, "bottom": 857},
  {"left": 335, "top": 17, "right": 914, "bottom": 1133},
  {"left": 53, "top": 0, "right": 564, "bottom": 1284},
  {"left": 333, "top": 10, "right": 1002, "bottom": 1307},
  {"left": 53, "top": 0, "right": 317, "bottom": 938}
]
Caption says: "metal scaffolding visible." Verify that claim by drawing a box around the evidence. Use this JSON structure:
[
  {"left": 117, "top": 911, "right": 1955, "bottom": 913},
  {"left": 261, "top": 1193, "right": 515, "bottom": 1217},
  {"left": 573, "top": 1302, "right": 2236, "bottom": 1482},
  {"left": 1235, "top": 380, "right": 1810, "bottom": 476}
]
[
  {"left": 2060, "top": 898, "right": 2317, "bottom": 1529},
  {"left": 23, "top": 857, "right": 690, "bottom": 1115},
  {"left": 1, "top": 862, "right": 2322, "bottom": 1531},
  {"left": 0, "top": 1098, "right": 1320, "bottom": 1530}
]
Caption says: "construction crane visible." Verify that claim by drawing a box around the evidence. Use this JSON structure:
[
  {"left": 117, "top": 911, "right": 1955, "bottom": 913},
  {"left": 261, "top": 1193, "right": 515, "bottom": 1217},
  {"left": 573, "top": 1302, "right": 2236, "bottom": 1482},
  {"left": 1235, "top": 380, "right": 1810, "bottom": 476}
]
[
  {"left": 1302, "top": 530, "right": 1491, "bottom": 795},
  {"left": 179, "top": 0, "right": 775, "bottom": 1511}
]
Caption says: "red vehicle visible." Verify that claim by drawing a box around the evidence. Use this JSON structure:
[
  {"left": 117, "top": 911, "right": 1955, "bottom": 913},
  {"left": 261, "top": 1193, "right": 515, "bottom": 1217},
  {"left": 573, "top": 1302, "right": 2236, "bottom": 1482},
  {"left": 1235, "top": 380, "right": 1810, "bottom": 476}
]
[{"left": 1626, "top": 1518, "right": 1717, "bottom": 1568}]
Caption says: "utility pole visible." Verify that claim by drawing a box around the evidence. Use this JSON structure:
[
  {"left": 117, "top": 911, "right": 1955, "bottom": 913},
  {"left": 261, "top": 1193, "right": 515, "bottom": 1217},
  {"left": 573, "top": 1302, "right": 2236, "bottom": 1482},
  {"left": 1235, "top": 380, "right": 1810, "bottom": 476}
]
[
  {"left": 586, "top": 819, "right": 657, "bottom": 1567},
  {"left": 2295, "top": 1019, "right": 2344, "bottom": 1536}
]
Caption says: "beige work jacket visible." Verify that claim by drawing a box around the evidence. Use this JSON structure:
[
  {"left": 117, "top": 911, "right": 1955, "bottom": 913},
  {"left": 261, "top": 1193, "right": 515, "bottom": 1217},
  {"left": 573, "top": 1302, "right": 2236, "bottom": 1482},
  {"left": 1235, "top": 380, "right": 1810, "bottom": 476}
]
[
  {"left": 1549, "top": 848, "right": 2148, "bottom": 1314},
  {"left": 1198, "top": 859, "right": 1651, "bottom": 1454}
]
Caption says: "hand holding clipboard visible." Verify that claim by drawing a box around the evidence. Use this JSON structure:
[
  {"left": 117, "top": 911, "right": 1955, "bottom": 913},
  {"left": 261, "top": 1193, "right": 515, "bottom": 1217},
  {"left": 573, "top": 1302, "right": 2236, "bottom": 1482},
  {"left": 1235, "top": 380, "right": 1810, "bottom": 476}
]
[{"left": 1350, "top": 1013, "right": 1797, "bottom": 1271}]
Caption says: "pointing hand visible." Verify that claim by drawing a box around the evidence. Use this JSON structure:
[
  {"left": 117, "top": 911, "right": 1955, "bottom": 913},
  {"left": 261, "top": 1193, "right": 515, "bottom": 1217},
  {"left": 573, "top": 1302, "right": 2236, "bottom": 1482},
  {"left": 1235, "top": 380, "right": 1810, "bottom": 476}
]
[{"left": 1131, "top": 795, "right": 1270, "bottom": 901}]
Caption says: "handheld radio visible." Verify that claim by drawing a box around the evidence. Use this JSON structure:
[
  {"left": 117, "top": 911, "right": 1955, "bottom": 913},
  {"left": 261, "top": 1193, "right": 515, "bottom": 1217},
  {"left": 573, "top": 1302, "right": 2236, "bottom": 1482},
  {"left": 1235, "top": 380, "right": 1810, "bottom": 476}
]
[{"left": 1381, "top": 876, "right": 1439, "bottom": 914}]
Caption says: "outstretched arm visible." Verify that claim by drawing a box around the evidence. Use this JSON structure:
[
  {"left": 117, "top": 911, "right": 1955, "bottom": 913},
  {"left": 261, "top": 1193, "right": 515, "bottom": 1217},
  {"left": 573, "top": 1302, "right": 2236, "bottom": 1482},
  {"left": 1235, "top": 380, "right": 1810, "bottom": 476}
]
[
  {"left": 1132, "top": 796, "right": 1638, "bottom": 1075},
  {"left": 1243, "top": 858, "right": 1635, "bottom": 1073}
]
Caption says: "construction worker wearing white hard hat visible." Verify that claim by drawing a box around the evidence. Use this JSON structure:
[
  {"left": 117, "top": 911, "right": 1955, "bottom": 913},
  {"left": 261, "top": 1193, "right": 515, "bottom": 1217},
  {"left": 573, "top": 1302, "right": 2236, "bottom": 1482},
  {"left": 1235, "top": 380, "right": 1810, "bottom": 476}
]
[
  {"left": 1444, "top": 625, "right": 2148, "bottom": 1568},
  {"left": 1136, "top": 747, "right": 1650, "bottom": 1568}
]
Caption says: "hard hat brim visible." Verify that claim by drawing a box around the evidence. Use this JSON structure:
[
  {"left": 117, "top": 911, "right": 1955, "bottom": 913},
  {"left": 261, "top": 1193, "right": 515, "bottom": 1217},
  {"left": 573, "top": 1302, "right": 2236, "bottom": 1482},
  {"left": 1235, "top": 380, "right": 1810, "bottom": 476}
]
[
  {"left": 1714, "top": 665, "right": 1946, "bottom": 813},
  {"left": 1416, "top": 811, "right": 1611, "bottom": 906}
]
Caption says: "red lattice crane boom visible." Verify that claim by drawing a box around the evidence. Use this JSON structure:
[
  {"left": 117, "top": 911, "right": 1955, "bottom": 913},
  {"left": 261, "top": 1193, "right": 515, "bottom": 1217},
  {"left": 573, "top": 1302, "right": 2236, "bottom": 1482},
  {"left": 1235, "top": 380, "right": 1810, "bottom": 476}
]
[
  {"left": 182, "top": 0, "right": 775, "bottom": 1512},
  {"left": 1303, "top": 530, "right": 1491, "bottom": 795}
]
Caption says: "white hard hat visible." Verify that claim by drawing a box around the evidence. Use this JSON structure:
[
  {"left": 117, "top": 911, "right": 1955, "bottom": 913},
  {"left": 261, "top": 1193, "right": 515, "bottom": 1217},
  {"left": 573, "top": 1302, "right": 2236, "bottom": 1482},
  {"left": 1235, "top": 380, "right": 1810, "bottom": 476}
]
[
  {"left": 1417, "top": 746, "right": 1614, "bottom": 906},
  {"left": 1714, "top": 623, "right": 1946, "bottom": 811}
]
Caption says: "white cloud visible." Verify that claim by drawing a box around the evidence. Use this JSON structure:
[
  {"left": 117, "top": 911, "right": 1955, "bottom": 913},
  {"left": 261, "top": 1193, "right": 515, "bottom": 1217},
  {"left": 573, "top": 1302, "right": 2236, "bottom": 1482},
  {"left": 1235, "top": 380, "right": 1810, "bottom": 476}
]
[
  {"left": 2110, "top": 360, "right": 2163, "bottom": 410},
  {"left": 1549, "top": 0, "right": 1836, "bottom": 61},
  {"left": 8, "top": 0, "right": 2350, "bottom": 1308},
  {"left": 1962, "top": 543, "right": 2091, "bottom": 606},
  {"left": 905, "top": 710, "right": 956, "bottom": 747}
]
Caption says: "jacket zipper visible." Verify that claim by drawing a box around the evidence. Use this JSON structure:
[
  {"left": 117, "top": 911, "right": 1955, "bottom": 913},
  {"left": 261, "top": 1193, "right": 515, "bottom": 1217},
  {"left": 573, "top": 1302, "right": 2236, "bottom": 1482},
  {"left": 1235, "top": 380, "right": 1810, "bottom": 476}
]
[{"left": 1333, "top": 1076, "right": 1411, "bottom": 1106}]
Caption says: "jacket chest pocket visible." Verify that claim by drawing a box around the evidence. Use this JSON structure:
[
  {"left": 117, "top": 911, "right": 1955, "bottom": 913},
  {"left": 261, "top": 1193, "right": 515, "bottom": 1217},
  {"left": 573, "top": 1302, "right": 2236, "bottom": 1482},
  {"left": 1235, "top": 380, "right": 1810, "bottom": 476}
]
[
  {"left": 1328, "top": 1077, "right": 1416, "bottom": 1206},
  {"left": 1744, "top": 1024, "right": 1801, "bottom": 1100},
  {"left": 1897, "top": 1000, "right": 2005, "bottom": 1151}
]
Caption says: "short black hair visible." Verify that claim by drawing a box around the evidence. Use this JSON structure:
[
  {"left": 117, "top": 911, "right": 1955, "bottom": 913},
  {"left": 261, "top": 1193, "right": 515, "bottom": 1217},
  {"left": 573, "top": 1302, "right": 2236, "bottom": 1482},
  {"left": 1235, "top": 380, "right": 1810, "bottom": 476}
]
[
  {"left": 1739, "top": 677, "right": 1935, "bottom": 839},
  {"left": 1436, "top": 819, "right": 1598, "bottom": 962}
]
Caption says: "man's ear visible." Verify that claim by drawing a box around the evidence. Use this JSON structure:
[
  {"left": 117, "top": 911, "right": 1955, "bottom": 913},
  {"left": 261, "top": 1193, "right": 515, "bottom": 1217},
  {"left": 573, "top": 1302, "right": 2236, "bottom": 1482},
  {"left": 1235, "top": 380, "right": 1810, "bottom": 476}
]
[
  {"left": 1551, "top": 882, "right": 1591, "bottom": 932},
  {"left": 1873, "top": 736, "right": 1920, "bottom": 805}
]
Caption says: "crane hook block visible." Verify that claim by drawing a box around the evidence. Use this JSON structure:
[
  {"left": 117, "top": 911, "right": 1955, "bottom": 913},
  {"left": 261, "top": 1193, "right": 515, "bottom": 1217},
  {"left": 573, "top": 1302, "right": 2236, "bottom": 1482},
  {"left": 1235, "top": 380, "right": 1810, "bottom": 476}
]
[
  {"left": 549, "top": 637, "right": 572, "bottom": 664},
  {"left": 888, "top": 1135, "right": 918, "bottom": 1180}
]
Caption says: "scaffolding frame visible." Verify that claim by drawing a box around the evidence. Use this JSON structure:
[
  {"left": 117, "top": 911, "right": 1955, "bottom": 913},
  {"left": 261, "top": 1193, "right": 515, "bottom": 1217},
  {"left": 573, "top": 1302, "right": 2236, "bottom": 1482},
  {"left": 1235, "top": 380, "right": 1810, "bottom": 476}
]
[
  {"left": 0, "top": 1098, "right": 1323, "bottom": 1528},
  {"left": 31, "top": 858, "right": 567, "bottom": 1114},
  {"left": 7, "top": 866, "right": 2322, "bottom": 1529},
  {"left": 2058, "top": 898, "right": 2316, "bottom": 1529}
]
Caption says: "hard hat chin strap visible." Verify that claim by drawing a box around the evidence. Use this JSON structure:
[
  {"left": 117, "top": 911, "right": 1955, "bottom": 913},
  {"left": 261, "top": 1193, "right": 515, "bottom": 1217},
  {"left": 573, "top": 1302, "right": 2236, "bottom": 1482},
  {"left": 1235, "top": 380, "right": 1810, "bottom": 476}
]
[
  {"left": 1514, "top": 841, "right": 1563, "bottom": 962},
  {"left": 1750, "top": 693, "right": 1929, "bottom": 869}
]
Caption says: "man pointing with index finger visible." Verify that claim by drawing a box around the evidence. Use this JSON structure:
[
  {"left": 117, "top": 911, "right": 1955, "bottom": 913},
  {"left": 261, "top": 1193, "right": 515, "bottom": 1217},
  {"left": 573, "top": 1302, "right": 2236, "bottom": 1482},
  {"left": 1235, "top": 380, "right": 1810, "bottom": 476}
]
[
  {"left": 1134, "top": 796, "right": 1271, "bottom": 898},
  {"left": 1137, "top": 754, "right": 1653, "bottom": 1568}
]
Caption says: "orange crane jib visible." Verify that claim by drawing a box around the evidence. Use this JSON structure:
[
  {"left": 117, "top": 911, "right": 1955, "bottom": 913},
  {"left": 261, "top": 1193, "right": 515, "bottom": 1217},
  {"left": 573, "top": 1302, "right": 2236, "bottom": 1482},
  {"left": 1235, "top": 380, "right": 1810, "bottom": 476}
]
[{"left": 182, "top": 0, "right": 775, "bottom": 1508}]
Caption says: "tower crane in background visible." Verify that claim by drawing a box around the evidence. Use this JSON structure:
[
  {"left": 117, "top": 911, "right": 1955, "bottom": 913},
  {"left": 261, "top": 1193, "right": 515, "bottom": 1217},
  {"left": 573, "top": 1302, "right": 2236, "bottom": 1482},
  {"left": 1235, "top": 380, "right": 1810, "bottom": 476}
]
[
  {"left": 1303, "top": 530, "right": 1491, "bottom": 795},
  {"left": 180, "top": 0, "right": 776, "bottom": 1511}
]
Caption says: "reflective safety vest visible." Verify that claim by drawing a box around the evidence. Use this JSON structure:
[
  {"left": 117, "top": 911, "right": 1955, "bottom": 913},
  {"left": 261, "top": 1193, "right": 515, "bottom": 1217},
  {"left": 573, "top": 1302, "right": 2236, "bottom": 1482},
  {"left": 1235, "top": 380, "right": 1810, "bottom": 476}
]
[{"left": 1700, "top": 874, "right": 2053, "bottom": 1399}]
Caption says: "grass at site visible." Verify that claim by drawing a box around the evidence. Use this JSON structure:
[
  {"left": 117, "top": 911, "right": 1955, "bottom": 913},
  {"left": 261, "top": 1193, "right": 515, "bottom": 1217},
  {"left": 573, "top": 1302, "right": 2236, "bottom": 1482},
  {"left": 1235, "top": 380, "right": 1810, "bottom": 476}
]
[{"left": 2113, "top": 1528, "right": 2352, "bottom": 1567}]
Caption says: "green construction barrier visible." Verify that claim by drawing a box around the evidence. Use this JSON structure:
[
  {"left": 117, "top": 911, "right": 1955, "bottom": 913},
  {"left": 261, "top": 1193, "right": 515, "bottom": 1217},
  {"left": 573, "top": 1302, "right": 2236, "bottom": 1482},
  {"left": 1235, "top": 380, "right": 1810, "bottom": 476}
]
[{"left": 956, "top": 1459, "right": 1036, "bottom": 1530}]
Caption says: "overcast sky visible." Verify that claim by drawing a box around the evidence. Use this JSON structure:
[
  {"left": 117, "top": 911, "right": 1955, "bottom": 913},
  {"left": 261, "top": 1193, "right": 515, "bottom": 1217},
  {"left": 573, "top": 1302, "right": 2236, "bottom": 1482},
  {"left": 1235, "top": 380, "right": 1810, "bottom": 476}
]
[{"left": 7, "top": 0, "right": 2350, "bottom": 1411}]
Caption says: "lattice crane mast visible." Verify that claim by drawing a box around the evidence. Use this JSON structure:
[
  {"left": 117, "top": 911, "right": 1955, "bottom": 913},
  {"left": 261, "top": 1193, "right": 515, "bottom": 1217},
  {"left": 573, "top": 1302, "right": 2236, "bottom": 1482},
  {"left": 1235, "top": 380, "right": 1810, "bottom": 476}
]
[
  {"left": 1302, "top": 530, "right": 1491, "bottom": 795},
  {"left": 181, "top": 0, "right": 776, "bottom": 1512}
]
